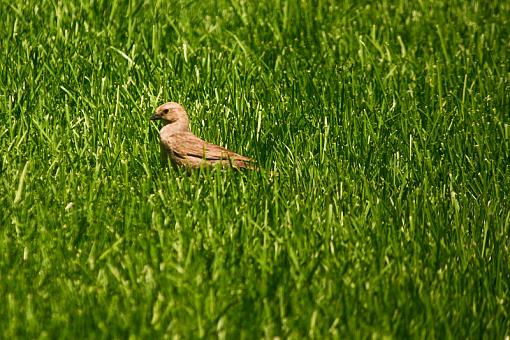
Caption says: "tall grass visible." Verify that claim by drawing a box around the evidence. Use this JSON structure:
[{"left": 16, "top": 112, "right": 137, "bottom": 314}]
[{"left": 1, "top": 0, "right": 509, "bottom": 337}]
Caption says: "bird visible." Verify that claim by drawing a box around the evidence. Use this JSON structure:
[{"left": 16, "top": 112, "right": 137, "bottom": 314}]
[{"left": 150, "top": 102, "right": 257, "bottom": 169}]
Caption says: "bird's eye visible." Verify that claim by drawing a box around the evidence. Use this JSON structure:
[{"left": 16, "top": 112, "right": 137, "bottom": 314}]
[{"left": 163, "top": 109, "right": 169, "bottom": 114}]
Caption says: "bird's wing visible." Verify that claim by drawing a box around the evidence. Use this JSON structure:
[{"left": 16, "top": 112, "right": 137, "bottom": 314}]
[{"left": 165, "top": 132, "right": 255, "bottom": 163}]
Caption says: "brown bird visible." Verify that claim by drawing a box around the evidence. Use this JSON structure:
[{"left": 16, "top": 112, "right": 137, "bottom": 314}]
[{"left": 150, "top": 102, "right": 256, "bottom": 169}]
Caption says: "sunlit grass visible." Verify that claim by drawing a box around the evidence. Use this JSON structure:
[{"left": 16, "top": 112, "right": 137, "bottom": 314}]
[{"left": 1, "top": 0, "right": 509, "bottom": 338}]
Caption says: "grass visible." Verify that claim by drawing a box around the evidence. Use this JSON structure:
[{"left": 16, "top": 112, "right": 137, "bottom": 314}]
[{"left": 1, "top": 0, "right": 509, "bottom": 338}]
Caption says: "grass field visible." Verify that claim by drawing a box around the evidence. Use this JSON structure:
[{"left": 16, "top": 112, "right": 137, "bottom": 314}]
[{"left": 1, "top": 0, "right": 509, "bottom": 338}]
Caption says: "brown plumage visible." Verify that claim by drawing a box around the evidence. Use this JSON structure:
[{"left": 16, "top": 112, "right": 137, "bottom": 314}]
[{"left": 150, "top": 102, "right": 256, "bottom": 169}]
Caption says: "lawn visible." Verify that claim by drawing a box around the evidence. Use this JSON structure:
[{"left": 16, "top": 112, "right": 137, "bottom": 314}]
[{"left": 1, "top": 0, "right": 509, "bottom": 338}]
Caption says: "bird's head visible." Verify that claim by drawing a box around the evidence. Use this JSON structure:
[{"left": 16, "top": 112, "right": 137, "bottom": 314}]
[{"left": 150, "top": 102, "right": 188, "bottom": 124}]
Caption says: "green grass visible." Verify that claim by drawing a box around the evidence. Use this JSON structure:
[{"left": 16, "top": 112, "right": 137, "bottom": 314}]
[{"left": 1, "top": 0, "right": 509, "bottom": 338}]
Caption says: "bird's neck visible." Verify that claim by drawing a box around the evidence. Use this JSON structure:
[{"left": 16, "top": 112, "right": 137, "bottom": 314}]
[{"left": 160, "top": 118, "right": 190, "bottom": 135}]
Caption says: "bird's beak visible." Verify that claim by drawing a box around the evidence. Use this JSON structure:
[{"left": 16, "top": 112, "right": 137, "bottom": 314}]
[{"left": 150, "top": 112, "right": 160, "bottom": 121}]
